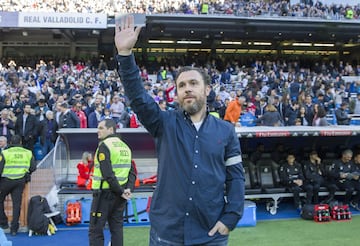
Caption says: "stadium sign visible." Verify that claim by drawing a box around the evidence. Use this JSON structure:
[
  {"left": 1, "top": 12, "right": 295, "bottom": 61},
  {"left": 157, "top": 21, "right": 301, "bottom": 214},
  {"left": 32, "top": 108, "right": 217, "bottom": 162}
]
[
  {"left": 18, "top": 12, "right": 107, "bottom": 29},
  {"left": 0, "top": 12, "right": 18, "bottom": 27}
]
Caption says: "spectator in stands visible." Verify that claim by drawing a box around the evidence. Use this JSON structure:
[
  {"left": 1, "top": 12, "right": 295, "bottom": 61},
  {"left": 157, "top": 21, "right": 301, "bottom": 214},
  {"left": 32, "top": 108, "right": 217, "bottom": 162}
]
[
  {"left": 335, "top": 102, "right": 351, "bottom": 125},
  {"left": 302, "top": 95, "right": 315, "bottom": 124},
  {"left": 218, "top": 86, "right": 230, "bottom": 103},
  {"left": 38, "top": 110, "right": 58, "bottom": 156},
  {"left": 297, "top": 106, "right": 309, "bottom": 126},
  {"left": 284, "top": 100, "right": 300, "bottom": 126},
  {"left": 58, "top": 102, "right": 80, "bottom": 129},
  {"left": 14, "top": 103, "right": 38, "bottom": 151},
  {"left": 33, "top": 96, "right": 50, "bottom": 122},
  {"left": 272, "top": 95, "right": 285, "bottom": 122},
  {"left": 72, "top": 101, "right": 88, "bottom": 128},
  {"left": 328, "top": 149, "right": 356, "bottom": 205},
  {"left": 109, "top": 94, "right": 124, "bottom": 124},
  {"left": 115, "top": 15, "right": 245, "bottom": 245},
  {"left": 352, "top": 93, "right": 360, "bottom": 114},
  {"left": 13, "top": 94, "right": 27, "bottom": 117},
  {"left": 118, "top": 109, "right": 130, "bottom": 128},
  {"left": 255, "top": 97, "right": 267, "bottom": 118},
  {"left": 88, "top": 104, "right": 104, "bottom": 128},
  {"left": 158, "top": 99, "right": 167, "bottom": 111},
  {"left": 224, "top": 96, "right": 246, "bottom": 126},
  {"left": 312, "top": 104, "right": 328, "bottom": 126},
  {"left": 218, "top": 98, "right": 230, "bottom": 119},
  {"left": 0, "top": 109, "right": 14, "bottom": 142},
  {"left": 302, "top": 150, "right": 337, "bottom": 204},
  {"left": 0, "top": 136, "right": 8, "bottom": 153},
  {"left": 255, "top": 104, "right": 283, "bottom": 126},
  {"left": 279, "top": 152, "right": 311, "bottom": 210}
]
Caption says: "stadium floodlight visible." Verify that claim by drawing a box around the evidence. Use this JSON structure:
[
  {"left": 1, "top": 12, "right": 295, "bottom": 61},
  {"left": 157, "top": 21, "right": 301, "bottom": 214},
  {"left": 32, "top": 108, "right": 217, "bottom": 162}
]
[
  {"left": 92, "top": 30, "right": 100, "bottom": 35},
  {"left": 313, "top": 43, "right": 335, "bottom": 47},
  {"left": 221, "top": 41, "right": 242, "bottom": 45},
  {"left": 292, "top": 43, "right": 312, "bottom": 46},
  {"left": 176, "top": 40, "right": 202, "bottom": 44},
  {"left": 148, "top": 40, "right": 175, "bottom": 44},
  {"left": 253, "top": 42, "right": 272, "bottom": 46}
]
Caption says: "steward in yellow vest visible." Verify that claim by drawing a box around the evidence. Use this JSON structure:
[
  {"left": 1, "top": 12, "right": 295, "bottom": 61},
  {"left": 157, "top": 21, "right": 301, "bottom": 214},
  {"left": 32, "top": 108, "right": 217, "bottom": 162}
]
[
  {"left": 89, "top": 119, "right": 136, "bottom": 246},
  {"left": 346, "top": 8, "right": 353, "bottom": 19},
  {"left": 0, "top": 135, "right": 36, "bottom": 235}
]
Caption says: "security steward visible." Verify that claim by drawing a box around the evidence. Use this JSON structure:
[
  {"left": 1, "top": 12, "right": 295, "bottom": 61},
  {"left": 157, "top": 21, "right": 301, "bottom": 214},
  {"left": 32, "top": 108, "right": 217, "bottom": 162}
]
[
  {"left": 88, "top": 119, "right": 136, "bottom": 246},
  {"left": 0, "top": 135, "right": 36, "bottom": 235}
]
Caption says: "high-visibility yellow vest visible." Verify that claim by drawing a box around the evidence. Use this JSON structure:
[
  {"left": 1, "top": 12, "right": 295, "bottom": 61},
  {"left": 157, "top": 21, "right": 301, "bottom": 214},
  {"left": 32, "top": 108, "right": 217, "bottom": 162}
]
[
  {"left": 1, "top": 147, "right": 32, "bottom": 179},
  {"left": 209, "top": 111, "right": 220, "bottom": 118},
  {"left": 346, "top": 9, "right": 353, "bottom": 19},
  {"left": 161, "top": 70, "right": 167, "bottom": 80},
  {"left": 92, "top": 137, "right": 132, "bottom": 190},
  {"left": 201, "top": 3, "right": 209, "bottom": 14}
]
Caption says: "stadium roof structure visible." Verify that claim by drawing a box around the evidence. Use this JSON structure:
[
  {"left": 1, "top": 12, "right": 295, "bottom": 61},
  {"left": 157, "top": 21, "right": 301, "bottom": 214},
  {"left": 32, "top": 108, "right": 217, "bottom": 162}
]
[
  {"left": 1, "top": 13, "right": 359, "bottom": 57},
  {"left": 124, "top": 14, "right": 360, "bottom": 44}
]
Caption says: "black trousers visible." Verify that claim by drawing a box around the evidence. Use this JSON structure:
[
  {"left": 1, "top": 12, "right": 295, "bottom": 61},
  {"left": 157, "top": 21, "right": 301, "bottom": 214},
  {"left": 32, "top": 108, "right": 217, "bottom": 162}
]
[
  {"left": 0, "top": 177, "right": 25, "bottom": 232},
  {"left": 336, "top": 180, "right": 355, "bottom": 204},
  {"left": 88, "top": 190, "right": 127, "bottom": 246}
]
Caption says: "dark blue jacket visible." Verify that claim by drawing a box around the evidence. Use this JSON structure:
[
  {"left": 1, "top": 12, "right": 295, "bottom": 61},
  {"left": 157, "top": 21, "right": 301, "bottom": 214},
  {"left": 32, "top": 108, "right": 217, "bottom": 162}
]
[{"left": 116, "top": 54, "right": 245, "bottom": 245}]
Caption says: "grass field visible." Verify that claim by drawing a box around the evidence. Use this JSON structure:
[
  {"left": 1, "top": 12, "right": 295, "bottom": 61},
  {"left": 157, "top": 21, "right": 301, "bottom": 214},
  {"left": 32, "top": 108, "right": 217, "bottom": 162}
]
[{"left": 123, "top": 215, "right": 359, "bottom": 246}]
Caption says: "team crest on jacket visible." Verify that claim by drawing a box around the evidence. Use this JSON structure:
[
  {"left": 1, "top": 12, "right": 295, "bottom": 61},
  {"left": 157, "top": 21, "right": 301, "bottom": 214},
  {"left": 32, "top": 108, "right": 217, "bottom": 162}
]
[{"left": 99, "top": 153, "right": 105, "bottom": 161}]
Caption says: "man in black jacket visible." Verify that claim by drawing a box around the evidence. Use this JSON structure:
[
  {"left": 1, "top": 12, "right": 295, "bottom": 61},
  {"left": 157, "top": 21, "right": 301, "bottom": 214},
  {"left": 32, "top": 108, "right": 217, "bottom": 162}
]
[
  {"left": 280, "top": 152, "right": 312, "bottom": 209},
  {"left": 335, "top": 102, "right": 351, "bottom": 125},
  {"left": 39, "top": 111, "right": 58, "bottom": 156},
  {"left": 58, "top": 102, "right": 80, "bottom": 128},
  {"left": 14, "top": 103, "right": 38, "bottom": 151},
  {"left": 302, "top": 150, "right": 337, "bottom": 204}
]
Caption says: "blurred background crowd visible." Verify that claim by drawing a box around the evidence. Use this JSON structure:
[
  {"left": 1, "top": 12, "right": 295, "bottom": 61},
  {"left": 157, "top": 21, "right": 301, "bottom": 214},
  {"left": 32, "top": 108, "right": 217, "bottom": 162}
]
[
  {"left": 0, "top": 0, "right": 359, "bottom": 20},
  {"left": 0, "top": 0, "right": 359, "bottom": 158}
]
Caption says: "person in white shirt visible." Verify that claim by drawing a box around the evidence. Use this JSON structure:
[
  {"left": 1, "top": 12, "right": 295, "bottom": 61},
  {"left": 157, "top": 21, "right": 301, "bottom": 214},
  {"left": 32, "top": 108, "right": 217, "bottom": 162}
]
[{"left": 109, "top": 95, "right": 125, "bottom": 123}]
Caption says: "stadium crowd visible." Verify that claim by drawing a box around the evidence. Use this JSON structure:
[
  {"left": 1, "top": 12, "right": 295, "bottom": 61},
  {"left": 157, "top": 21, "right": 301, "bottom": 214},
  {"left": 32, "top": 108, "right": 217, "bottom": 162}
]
[
  {"left": 0, "top": 55, "right": 359, "bottom": 134},
  {"left": 0, "top": 0, "right": 359, "bottom": 156},
  {"left": 0, "top": 0, "right": 359, "bottom": 19}
]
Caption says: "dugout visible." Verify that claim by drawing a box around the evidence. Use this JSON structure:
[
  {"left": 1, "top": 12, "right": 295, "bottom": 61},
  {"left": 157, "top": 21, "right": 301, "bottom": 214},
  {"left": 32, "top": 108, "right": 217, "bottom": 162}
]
[{"left": 25, "top": 125, "right": 360, "bottom": 221}]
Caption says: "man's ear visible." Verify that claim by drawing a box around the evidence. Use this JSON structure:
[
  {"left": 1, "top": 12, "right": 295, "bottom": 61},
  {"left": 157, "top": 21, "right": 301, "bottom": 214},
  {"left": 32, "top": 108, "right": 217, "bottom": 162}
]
[{"left": 205, "top": 85, "right": 211, "bottom": 96}]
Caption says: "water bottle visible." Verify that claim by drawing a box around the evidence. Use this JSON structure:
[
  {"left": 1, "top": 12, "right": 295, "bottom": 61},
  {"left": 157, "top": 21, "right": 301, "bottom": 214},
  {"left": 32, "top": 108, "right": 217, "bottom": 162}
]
[
  {"left": 339, "top": 208, "right": 344, "bottom": 220},
  {"left": 345, "top": 208, "right": 351, "bottom": 220},
  {"left": 318, "top": 210, "right": 322, "bottom": 222},
  {"left": 337, "top": 208, "right": 341, "bottom": 220}
]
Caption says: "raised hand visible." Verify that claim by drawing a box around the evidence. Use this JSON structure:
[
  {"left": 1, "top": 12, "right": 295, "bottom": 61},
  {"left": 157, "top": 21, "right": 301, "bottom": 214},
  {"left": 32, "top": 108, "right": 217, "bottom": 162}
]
[{"left": 114, "top": 15, "right": 142, "bottom": 56}]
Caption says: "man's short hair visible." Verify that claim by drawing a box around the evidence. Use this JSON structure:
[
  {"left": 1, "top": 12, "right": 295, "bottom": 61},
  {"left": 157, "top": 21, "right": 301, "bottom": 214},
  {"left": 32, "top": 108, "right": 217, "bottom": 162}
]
[
  {"left": 175, "top": 66, "right": 211, "bottom": 86},
  {"left": 0, "top": 136, "right": 7, "bottom": 143},
  {"left": 10, "top": 135, "right": 22, "bottom": 145},
  {"left": 60, "top": 102, "right": 68, "bottom": 108},
  {"left": 102, "top": 119, "right": 117, "bottom": 133},
  {"left": 45, "top": 111, "right": 53, "bottom": 117}
]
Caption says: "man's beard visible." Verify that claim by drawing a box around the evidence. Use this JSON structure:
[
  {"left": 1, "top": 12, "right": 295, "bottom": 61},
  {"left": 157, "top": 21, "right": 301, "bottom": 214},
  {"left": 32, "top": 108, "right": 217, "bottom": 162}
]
[{"left": 181, "top": 97, "right": 206, "bottom": 115}]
